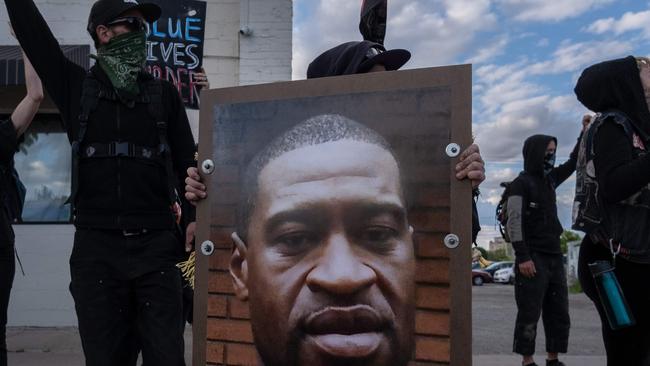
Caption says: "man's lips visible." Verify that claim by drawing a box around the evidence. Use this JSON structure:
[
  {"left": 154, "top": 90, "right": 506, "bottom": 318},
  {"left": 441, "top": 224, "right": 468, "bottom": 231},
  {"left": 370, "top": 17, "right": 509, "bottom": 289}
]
[
  {"left": 304, "top": 305, "right": 384, "bottom": 335},
  {"left": 303, "top": 305, "right": 386, "bottom": 358}
]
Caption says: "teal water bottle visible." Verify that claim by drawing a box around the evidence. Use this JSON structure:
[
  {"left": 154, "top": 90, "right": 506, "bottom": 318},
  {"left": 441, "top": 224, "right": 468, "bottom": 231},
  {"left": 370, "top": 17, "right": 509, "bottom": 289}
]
[{"left": 589, "top": 261, "right": 635, "bottom": 330}]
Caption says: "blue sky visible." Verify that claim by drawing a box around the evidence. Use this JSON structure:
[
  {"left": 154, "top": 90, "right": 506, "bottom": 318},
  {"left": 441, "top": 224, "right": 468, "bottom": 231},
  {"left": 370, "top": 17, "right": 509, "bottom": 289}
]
[{"left": 292, "top": 0, "right": 650, "bottom": 247}]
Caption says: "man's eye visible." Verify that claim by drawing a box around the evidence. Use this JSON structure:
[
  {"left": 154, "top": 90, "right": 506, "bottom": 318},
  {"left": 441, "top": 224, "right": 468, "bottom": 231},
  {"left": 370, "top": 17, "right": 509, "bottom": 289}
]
[
  {"left": 275, "top": 232, "right": 317, "bottom": 251},
  {"left": 362, "top": 226, "right": 398, "bottom": 243}
]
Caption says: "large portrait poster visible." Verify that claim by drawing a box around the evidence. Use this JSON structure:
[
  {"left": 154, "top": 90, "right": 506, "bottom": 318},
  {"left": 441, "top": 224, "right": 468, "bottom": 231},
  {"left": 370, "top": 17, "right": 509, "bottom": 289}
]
[
  {"left": 146, "top": 0, "right": 207, "bottom": 109},
  {"left": 193, "top": 66, "right": 472, "bottom": 366}
]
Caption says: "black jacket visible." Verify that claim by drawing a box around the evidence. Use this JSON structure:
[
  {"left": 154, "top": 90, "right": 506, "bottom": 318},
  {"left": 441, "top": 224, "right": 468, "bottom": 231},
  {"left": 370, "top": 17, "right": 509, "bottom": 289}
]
[
  {"left": 0, "top": 119, "right": 21, "bottom": 243},
  {"left": 574, "top": 56, "right": 650, "bottom": 262},
  {"left": 506, "top": 134, "right": 580, "bottom": 262},
  {"left": 6, "top": 0, "right": 196, "bottom": 230}
]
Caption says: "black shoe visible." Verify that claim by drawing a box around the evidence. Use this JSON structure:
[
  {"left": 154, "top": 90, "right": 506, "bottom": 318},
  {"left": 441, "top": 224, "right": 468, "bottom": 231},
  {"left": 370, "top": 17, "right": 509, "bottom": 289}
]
[
  {"left": 523, "top": 363, "right": 538, "bottom": 366},
  {"left": 546, "top": 360, "right": 565, "bottom": 366}
]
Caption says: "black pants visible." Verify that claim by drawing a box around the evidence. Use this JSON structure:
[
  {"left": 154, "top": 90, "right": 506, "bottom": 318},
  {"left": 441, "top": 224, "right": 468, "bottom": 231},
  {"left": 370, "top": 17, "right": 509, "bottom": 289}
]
[
  {"left": 0, "top": 240, "right": 14, "bottom": 366},
  {"left": 69, "top": 229, "right": 185, "bottom": 366},
  {"left": 513, "top": 251, "right": 570, "bottom": 356},
  {"left": 578, "top": 237, "right": 650, "bottom": 366}
]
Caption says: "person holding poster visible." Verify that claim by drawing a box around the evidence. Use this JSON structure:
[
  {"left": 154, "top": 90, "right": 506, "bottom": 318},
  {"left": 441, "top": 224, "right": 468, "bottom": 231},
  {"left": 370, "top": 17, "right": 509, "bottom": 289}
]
[
  {"left": 305, "top": 40, "right": 485, "bottom": 242},
  {"left": 4, "top": 0, "right": 196, "bottom": 365},
  {"left": 185, "top": 43, "right": 486, "bottom": 220}
]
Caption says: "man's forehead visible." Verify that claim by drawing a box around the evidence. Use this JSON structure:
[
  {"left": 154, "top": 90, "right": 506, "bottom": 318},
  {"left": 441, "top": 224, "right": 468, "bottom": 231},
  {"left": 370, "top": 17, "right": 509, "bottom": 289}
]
[
  {"left": 254, "top": 140, "right": 405, "bottom": 214},
  {"left": 258, "top": 140, "right": 401, "bottom": 191}
]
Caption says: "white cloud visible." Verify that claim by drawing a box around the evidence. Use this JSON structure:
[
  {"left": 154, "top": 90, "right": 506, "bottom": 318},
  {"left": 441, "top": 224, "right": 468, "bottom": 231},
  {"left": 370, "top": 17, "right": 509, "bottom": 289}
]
[
  {"left": 473, "top": 38, "right": 632, "bottom": 162},
  {"left": 496, "top": 0, "right": 614, "bottom": 22},
  {"left": 476, "top": 163, "right": 521, "bottom": 206},
  {"left": 466, "top": 35, "right": 509, "bottom": 64},
  {"left": 491, "top": 167, "right": 518, "bottom": 181},
  {"left": 528, "top": 40, "right": 634, "bottom": 75},
  {"left": 27, "top": 161, "right": 49, "bottom": 180},
  {"left": 475, "top": 91, "right": 585, "bottom": 161},
  {"left": 292, "top": 0, "right": 499, "bottom": 79},
  {"left": 586, "top": 10, "right": 650, "bottom": 38}
]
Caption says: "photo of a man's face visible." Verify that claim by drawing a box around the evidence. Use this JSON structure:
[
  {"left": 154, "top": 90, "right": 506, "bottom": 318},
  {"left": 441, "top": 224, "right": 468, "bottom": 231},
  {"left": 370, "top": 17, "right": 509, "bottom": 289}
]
[
  {"left": 230, "top": 115, "right": 415, "bottom": 366},
  {"left": 195, "top": 69, "right": 472, "bottom": 366}
]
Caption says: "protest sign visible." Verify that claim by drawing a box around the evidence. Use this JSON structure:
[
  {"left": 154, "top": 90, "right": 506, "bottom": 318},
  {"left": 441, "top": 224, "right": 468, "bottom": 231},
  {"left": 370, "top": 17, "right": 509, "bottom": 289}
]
[
  {"left": 146, "top": 0, "right": 206, "bottom": 109},
  {"left": 192, "top": 65, "right": 473, "bottom": 366}
]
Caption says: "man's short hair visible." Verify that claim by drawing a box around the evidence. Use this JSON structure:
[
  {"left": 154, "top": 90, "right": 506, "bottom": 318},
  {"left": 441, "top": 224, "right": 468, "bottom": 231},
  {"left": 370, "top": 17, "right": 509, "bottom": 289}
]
[{"left": 237, "top": 114, "right": 397, "bottom": 241}]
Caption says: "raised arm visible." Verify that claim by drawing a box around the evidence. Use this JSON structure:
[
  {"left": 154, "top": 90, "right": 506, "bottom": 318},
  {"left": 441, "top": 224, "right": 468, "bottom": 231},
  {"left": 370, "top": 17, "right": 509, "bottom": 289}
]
[
  {"left": 5, "top": 0, "right": 86, "bottom": 126},
  {"left": 11, "top": 50, "right": 44, "bottom": 136},
  {"left": 549, "top": 115, "right": 591, "bottom": 187},
  {"left": 549, "top": 133, "right": 581, "bottom": 187}
]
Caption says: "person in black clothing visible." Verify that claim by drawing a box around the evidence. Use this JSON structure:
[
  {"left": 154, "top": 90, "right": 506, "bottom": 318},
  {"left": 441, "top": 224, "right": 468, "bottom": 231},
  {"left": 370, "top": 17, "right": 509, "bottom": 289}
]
[
  {"left": 574, "top": 56, "right": 650, "bottom": 366},
  {"left": 184, "top": 41, "right": 487, "bottom": 242},
  {"left": 506, "top": 127, "right": 585, "bottom": 366},
  {"left": 0, "top": 39, "right": 43, "bottom": 366},
  {"left": 4, "top": 0, "right": 196, "bottom": 365}
]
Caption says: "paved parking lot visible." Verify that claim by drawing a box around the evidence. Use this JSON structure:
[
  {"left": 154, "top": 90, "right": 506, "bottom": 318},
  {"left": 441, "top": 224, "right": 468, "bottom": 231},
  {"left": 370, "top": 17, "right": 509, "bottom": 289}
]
[
  {"left": 7, "top": 283, "right": 607, "bottom": 365},
  {"left": 473, "top": 283, "right": 607, "bottom": 365}
]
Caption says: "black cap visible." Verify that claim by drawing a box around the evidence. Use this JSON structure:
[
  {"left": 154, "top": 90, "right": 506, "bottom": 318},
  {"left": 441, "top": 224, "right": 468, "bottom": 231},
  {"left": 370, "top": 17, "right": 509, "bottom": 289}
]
[
  {"left": 87, "top": 0, "right": 162, "bottom": 36},
  {"left": 307, "top": 41, "right": 411, "bottom": 79}
]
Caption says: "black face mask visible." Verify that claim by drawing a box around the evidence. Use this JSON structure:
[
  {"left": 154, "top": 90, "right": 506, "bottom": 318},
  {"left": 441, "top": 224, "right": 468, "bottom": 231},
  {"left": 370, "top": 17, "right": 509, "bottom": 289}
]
[{"left": 544, "top": 153, "right": 556, "bottom": 175}]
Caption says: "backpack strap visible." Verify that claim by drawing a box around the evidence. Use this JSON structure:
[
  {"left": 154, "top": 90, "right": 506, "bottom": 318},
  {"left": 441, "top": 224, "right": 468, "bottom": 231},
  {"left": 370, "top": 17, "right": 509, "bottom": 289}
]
[
  {"left": 581, "top": 110, "right": 639, "bottom": 242},
  {"left": 146, "top": 80, "right": 179, "bottom": 205},
  {"left": 67, "top": 73, "right": 102, "bottom": 206},
  {"left": 81, "top": 142, "right": 163, "bottom": 160}
]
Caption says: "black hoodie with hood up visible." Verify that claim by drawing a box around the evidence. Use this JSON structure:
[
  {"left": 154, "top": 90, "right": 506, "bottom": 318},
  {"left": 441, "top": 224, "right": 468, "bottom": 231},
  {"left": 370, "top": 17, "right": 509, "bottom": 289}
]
[
  {"left": 575, "top": 56, "right": 650, "bottom": 202},
  {"left": 506, "top": 134, "right": 580, "bottom": 262},
  {"left": 574, "top": 56, "right": 650, "bottom": 262}
]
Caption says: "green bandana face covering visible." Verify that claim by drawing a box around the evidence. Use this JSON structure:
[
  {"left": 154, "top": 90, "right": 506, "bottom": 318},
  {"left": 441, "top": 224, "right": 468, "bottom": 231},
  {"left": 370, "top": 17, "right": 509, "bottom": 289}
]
[{"left": 92, "top": 30, "right": 147, "bottom": 96}]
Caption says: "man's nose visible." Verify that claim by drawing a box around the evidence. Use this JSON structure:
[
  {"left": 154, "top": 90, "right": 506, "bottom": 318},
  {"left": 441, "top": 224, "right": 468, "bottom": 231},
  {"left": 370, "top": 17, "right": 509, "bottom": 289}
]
[{"left": 306, "top": 234, "right": 377, "bottom": 296}]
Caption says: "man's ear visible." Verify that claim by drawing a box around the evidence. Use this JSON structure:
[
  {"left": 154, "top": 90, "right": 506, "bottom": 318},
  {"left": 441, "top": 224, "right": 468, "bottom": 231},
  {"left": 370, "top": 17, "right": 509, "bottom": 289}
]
[
  {"left": 230, "top": 232, "right": 249, "bottom": 301},
  {"left": 95, "top": 25, "right": 112, "bottom": 46}
]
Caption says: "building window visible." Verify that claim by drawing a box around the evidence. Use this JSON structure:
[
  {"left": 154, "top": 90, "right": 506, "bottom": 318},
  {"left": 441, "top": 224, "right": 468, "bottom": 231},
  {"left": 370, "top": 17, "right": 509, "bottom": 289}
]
[{"left": 13, "top": 116, "right": 72, "bottom": 223}]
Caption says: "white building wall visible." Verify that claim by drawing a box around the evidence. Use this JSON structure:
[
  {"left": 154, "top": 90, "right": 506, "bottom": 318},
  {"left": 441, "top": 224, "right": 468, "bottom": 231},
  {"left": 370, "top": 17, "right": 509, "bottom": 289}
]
[
  {"left": 239, "top": 0, "right": 293, "bottom": 85},
  {"left": 1, "top": 0, "right": 292, "bottom": 327}
]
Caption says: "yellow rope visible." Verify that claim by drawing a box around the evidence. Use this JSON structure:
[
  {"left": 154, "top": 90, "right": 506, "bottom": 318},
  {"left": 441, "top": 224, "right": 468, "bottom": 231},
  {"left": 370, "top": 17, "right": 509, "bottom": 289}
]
[{"left": 177, "top": 251, "right": 196, "bottom": 289}]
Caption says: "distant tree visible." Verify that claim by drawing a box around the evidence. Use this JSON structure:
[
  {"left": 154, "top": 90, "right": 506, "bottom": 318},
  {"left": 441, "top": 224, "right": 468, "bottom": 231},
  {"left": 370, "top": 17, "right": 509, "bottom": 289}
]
[
  {"left": 487, "top": 248, "right": 512, "bottom": 261},
  {"left": 560, "top": 230, "right": 582, "bottom": 254}
]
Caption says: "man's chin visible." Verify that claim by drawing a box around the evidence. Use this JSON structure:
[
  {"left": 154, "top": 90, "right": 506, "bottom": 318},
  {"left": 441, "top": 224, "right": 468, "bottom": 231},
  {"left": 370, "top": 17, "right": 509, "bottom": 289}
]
[{"left": 296, "top": 333, "right": 402, "bottom": 366}]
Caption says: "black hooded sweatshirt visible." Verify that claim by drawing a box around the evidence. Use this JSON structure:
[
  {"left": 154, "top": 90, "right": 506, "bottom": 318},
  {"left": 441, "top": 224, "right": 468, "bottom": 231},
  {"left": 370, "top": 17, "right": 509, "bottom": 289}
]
[
  {"left": 506, "top": 134, "right": 580, "bottom": 262},
  {"left": 5, "top": 0, "right": 196, "bottom": 230},
  {"left": 574, "top": 56, "right": 650, "bottom": 262},
  {"left": 575, "top": 56, "right": 650, "bottom": 204}
]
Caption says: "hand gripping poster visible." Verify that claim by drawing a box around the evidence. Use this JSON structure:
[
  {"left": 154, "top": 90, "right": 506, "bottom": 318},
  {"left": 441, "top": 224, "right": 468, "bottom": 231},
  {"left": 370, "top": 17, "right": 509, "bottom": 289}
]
[{"left": 192, "top": 66, "right": 473, "bottom": 366}]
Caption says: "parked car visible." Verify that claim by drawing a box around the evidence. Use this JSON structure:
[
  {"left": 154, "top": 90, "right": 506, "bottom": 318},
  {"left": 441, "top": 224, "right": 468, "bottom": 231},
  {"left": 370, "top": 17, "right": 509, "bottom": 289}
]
[
  {"left": 494, "top": 267, "right": 515, "bottom": 284},
  {"left": 483, "top": 261, "right": 514, "bottom": 276},
  {"left": 472, "top": 269, "right": 493, "bottom": 286}
]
